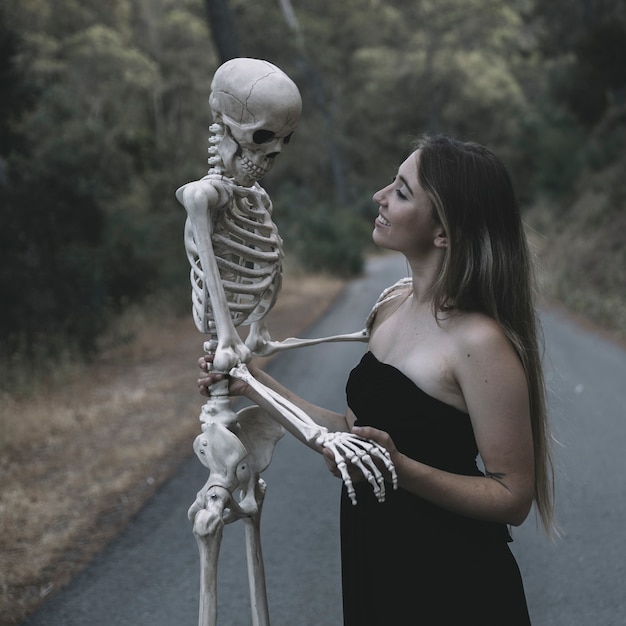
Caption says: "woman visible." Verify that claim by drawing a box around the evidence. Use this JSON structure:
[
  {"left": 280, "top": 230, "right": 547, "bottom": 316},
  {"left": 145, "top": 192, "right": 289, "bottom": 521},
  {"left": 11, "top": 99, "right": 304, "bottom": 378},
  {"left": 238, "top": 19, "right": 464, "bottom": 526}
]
[{"left": 199, "top": 134, "right": 555, "bottom": 625}]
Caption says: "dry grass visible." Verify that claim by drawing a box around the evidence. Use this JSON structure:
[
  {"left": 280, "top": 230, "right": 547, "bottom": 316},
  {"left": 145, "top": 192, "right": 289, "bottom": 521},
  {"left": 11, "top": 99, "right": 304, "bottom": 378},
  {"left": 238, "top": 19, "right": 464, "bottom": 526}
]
[
  {"left": 0, "top": 271, "right": 345, "bottom": 625},
  {"left": 525, "top": 157, "right": 626, "bottom": 344}
]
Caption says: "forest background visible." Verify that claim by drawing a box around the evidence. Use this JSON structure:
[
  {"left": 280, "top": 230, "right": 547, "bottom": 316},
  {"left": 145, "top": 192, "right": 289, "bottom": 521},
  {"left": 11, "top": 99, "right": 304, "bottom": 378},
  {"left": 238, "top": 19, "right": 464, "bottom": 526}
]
[
  {"left": 1, "top": 0, "right": 625, "bottom": 379},
  {"left": 0, "top": 0, "right": 625, "bottom": 623}
]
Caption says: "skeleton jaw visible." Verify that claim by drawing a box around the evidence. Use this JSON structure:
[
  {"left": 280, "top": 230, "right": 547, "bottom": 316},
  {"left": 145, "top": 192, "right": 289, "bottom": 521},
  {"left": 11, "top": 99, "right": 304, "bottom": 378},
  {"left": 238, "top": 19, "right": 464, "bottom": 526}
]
[
  {"left": 237, "top": 151, "right": 271, "bottom": 182},
  {"left": 217, "top": 128, "right": 273, "bottom": 187},
  {"left": 227, "top": 140, "right": 274, "bottom": 187}
]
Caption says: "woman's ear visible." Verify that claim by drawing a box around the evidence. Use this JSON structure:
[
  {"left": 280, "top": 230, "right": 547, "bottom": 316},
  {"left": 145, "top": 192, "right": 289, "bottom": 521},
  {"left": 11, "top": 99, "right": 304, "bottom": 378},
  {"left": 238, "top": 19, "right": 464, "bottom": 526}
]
[{"left": 434, "top": 230, "right": 448, "bottom": 249}]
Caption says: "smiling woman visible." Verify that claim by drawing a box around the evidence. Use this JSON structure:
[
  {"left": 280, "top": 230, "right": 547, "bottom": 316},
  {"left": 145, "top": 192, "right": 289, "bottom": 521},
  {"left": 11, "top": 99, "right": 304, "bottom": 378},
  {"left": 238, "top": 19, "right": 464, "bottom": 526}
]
[{"left": 372, "top": 152, "right": 447, "bottom": 263}]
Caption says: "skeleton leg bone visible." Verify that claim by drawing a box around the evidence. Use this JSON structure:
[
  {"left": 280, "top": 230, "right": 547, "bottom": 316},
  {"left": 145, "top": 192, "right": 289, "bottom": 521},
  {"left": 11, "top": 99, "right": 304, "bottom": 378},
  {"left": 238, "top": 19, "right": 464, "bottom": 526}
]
[
  {"left": 188, "top": 404, "right": 284, "bottom": 626},
  {"left": 243, "top": 479, "right": 270, "bottom": 626},
  {"left": 189, "top": 485, "right": 229, "bottom": 626}
]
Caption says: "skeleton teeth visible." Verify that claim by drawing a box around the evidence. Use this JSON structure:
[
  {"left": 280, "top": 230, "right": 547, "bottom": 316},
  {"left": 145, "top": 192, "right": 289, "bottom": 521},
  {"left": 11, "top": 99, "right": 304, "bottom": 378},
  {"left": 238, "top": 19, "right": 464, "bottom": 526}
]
[{"left": 241, "top": 155, "right": 268, "bottom": 179}]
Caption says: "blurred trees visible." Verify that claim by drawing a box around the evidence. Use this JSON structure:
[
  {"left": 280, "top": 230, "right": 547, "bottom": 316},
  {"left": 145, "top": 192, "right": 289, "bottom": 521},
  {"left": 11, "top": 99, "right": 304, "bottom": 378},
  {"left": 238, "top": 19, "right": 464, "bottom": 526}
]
[
  {"left": 0, "top": 0, "right": 623, "bottom": 377},
  {"left": 531, "top": 0, "right": 626, "bottom": 127},
  {"left": 0, "top": 0, "right": 217, "bottom": 370},
  {"left": 232, "top": 0, "right": 532, "bottom": 199},
  {"left": 204, "top": 0, "right": 240, "bottom": 61}
]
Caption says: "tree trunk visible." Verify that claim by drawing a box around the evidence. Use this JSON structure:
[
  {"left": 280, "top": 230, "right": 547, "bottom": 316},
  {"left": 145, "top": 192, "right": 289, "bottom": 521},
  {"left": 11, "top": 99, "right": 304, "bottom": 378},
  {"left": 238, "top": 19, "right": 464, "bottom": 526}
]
[
  {"left": 277, "top": 0, "right": 350, "bottom": 206},
  {"left": 204, "top": 0, "right": 240, "bottom": 63}
]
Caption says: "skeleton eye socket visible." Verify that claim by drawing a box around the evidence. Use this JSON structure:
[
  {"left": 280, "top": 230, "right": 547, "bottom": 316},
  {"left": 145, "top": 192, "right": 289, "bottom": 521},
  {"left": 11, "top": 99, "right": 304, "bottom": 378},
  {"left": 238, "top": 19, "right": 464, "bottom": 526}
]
[
  {"left": 253, "top": 130, "right": 276, "bottom": 144},
  {"left": 283, "top": 133, "right": 293, "bottom": 145}
]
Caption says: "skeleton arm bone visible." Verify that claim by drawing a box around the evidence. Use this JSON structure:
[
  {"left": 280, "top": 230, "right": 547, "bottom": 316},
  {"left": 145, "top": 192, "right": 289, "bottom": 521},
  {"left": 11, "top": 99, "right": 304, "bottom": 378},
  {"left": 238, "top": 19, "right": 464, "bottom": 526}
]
[
  {"left": 176, "top": 178, "right": 252, "bottom": 371},
  {"left": 229, "top": 363, "right": 397, "bottom": 504},
  {"left": 247, "top": 326, "right": 369, "bottom": 357},
  {"left": 246, "top": 277, "right": 411, "bottom": 358}
]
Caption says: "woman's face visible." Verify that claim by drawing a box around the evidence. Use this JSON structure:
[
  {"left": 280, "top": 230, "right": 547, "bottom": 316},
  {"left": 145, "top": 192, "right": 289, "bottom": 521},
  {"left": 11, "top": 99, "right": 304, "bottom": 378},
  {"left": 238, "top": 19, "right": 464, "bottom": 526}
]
[{"left": 372, "top": 151, "right": 444, "bottom": 259}]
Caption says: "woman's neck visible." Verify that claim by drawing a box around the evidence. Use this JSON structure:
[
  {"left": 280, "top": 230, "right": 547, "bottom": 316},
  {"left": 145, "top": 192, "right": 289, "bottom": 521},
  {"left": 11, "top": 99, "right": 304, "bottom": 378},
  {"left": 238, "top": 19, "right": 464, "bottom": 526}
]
[{"left": 405, "top": 257, "right": 440, "bottom": 307}]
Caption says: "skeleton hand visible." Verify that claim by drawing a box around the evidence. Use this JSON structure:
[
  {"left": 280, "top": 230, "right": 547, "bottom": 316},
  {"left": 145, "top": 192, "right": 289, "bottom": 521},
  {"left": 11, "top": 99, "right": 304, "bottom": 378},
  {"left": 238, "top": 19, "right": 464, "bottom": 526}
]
[
  {"left": 228, "top": 363, "right": 398, "bottom": 504},
  {"left": 316, "top": 431, "right": 397, "bottom": 505}
]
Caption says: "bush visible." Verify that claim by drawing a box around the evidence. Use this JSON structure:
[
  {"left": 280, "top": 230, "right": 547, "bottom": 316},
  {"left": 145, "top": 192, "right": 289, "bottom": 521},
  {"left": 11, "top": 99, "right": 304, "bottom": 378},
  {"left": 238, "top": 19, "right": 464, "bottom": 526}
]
[
  {"left": 516, "top": 100, "right": 586, "bottom": 200},
  {"left": 273, "top": 182, "right": 371, "bottom": 277}
]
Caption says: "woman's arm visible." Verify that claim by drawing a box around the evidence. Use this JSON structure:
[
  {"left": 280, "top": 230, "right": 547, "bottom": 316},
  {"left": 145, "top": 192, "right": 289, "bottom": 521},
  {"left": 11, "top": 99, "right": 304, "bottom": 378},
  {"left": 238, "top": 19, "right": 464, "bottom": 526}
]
[
  {"left": 197, "top": 356, "right": 352, "bottom": 445},
  {"left": 352, "top": 319, "right": 535, "bottom": 526}
]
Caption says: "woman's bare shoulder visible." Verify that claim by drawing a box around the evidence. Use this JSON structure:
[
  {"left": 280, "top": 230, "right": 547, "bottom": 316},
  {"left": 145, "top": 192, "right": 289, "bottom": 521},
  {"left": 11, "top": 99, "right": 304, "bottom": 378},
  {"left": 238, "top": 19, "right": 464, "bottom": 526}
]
[
  {"left": 448, "top": 312, "right": 524, "bottom": 388},
  {"left": 446, "top": 311, "right": 517, "bottom": 364}
]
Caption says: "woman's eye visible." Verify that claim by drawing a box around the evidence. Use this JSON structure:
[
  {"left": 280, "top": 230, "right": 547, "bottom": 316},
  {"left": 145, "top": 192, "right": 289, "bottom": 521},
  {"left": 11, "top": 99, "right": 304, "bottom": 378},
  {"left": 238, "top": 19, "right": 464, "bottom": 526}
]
[{"left": 395, "top": 189, "right": 406, "bottom": 199}]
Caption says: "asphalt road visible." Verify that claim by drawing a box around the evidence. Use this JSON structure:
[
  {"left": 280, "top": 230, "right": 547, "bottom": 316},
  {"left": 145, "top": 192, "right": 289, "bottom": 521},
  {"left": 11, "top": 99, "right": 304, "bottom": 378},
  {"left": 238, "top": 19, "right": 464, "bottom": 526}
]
[{"left": 21, "top": 253, "right": 626, "bottom": 626}]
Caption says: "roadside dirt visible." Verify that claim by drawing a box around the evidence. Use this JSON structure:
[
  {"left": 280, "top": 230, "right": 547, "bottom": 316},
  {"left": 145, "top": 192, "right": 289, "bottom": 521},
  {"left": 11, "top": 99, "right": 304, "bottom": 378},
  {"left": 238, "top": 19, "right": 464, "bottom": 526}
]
[{"left": 0, "top": 273, "right": 346, "bottom": 625}]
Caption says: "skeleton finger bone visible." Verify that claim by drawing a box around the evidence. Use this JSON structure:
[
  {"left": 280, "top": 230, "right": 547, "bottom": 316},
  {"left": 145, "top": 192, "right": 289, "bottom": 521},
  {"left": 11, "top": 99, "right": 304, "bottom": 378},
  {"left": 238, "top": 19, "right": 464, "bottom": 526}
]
[
  {"left": 338, "top": 438, "right": 387, "bottom": 500},
  {"left": 328, "top": 450, "right": 356, "bottom": 506},
  {"left": 349, "top": 451, "right": 387, "bottom": 502},
  {"left": 317, "top": 431, "right": 397, "bottom": 504}
]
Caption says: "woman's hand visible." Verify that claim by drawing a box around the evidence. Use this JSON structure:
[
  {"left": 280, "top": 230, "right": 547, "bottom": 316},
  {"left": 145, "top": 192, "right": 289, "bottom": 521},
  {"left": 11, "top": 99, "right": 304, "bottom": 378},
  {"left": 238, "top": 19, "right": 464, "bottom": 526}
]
[
  {"left": 351, "top": 425, "right": 398, "bottom": 456},
  {"left": 197, "top": 354, "right": 254, "bottom": 398}
]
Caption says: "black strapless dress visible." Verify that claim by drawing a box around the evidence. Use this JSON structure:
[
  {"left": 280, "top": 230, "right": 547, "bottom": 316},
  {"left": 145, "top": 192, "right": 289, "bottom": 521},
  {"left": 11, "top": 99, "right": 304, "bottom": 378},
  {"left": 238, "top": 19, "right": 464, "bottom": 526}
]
[{"left": 341, "top": 351, "right": 531, "bottom": 625}]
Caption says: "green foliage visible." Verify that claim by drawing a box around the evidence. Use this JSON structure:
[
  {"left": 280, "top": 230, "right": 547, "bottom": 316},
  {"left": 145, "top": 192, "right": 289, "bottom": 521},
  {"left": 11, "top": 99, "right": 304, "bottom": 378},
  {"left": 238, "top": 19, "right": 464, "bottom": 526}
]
[
  {"left": 0, "top": 12, "right": 34, "bottom": 153},
  {"left": 550, "top": 60, "right": 609, "bottom": 129},
  {"left": 287, "top": 212, "right": 367, "bottom": 277},
  {"left": 0, "top": 0, "right": 201, "bottom": 372},
  {"left": 516, "top": 101, "right": 587, "bottom": 200},
  {"left": 0, "top": 0, "right": 624, "bottom": 375},
  {"left": 273, "top": 183, "right": 370, "bottom": 277},
  {"left": 529, "top": 0, "right": 626, "bottom": 127},
  {"left": 0, "top": 158, "right": 108, "bottom": 359}
]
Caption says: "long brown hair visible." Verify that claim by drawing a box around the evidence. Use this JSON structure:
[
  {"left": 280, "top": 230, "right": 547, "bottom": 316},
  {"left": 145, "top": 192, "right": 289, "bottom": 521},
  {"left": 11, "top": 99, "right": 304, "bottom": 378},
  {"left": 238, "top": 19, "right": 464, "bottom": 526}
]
[{"left": 414, "top": 134, "right": 556, "bottom": 536}]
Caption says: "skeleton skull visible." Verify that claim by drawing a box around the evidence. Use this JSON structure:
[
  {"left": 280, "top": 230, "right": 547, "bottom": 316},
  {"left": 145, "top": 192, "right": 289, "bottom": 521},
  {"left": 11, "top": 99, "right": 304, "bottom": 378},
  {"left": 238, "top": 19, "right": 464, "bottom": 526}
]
[{"left": 209, "top": 58, "right": 302, "bottom": 186}]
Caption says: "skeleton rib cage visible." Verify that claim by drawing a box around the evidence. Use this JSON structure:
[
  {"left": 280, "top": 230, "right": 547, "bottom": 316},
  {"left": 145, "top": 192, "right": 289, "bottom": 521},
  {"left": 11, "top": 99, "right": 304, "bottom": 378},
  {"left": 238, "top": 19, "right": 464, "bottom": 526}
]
[{"left": 185, "top": 189, "right": 283, "bottom": 335}]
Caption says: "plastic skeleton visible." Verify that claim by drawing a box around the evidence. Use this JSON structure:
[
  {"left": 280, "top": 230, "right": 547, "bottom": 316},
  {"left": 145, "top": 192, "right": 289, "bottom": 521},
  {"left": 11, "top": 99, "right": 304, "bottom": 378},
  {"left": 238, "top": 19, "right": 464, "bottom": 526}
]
[{"left": 176, "top": 58, "right": 397, "bottom": 626}]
